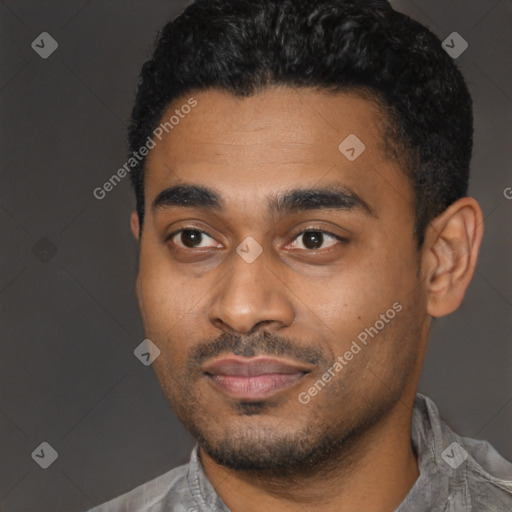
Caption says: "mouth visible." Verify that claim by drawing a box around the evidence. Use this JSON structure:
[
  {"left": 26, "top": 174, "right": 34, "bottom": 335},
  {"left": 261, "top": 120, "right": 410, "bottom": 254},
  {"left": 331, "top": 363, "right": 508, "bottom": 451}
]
[{"left": 202, "top": 355, "right": 313, "bottom": 400}]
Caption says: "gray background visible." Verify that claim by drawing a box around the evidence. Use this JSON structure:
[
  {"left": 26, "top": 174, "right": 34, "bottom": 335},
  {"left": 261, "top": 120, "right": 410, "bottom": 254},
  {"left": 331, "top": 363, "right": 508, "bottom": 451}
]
[{"left": 0, "top": 0, "right": 511, "bottom": 511}]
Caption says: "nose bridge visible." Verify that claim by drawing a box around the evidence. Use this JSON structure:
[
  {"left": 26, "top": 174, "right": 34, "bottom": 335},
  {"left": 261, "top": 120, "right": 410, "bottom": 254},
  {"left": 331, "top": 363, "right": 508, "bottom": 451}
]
[{"left": 208, "top": 240, "right": 294, "bottom": 334}]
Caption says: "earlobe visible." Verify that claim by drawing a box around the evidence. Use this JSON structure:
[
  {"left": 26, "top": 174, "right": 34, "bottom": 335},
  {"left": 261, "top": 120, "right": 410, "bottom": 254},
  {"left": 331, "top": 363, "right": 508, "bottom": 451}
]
[
  {"left": 130, "top": 211, "right": 140, "bottom": 241},
  {"left": 424, "top": 197, "right": 484, "bottom": 318}
]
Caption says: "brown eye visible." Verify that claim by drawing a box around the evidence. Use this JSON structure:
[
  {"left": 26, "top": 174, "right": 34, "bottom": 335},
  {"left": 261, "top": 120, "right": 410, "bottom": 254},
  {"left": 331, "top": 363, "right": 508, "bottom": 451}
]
[
  {"left": 288, "top": 230, "right": 342, "bottom": 251},
  {"left": 180, "top": 230, "right": 204, "bottom": 248},
  {"left": 168, "top": 229, "right": 220, "bottom": 249},
  {"left": 301, "top": 231, "right": 324, "bottom": 250}
]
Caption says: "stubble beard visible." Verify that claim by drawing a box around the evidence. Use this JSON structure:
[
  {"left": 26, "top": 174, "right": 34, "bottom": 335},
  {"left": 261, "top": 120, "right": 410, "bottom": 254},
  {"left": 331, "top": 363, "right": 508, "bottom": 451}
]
[{"left": 161, "top": 362, "right": 414, "bottom": 482}]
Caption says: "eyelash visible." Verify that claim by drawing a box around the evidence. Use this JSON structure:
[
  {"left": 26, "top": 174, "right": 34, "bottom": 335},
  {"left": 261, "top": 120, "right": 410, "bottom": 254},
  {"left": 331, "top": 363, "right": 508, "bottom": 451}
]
[{"left": 165, "top": 227, "right": 347, "bottom": 252}]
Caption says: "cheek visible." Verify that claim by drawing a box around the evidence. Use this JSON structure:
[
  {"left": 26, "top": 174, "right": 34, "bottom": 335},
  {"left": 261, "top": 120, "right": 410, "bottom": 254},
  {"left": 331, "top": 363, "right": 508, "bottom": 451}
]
[
  {"left": 137, "top": 261, "right": 186, "bottom": 342},
  {"left": 138, "top": 271, "right": 192, "bottom": 379},
  {"left": 312, "top": 262, "right": 391, "bottom": 315},
  {"left": 137, "top": 256, "right": 211, "bottom": 364},
  {"left": 139, "top": 243, "right": 186, "bottom": 314},
  {"left": 308, "top": 249, "right": 418, "bottom": 346}
]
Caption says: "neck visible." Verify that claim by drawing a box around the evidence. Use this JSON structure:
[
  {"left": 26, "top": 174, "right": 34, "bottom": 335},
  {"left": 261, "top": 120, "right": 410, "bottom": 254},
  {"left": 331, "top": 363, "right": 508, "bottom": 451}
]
[{"left": 200, "top": 398, "right": 419, "bottom": 512}]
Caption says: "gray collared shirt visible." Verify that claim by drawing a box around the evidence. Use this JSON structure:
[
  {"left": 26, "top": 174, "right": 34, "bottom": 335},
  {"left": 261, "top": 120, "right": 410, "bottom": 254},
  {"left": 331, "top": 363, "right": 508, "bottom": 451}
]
[{"left": 87, "top": 393, "right": 512, "bottom": 511}]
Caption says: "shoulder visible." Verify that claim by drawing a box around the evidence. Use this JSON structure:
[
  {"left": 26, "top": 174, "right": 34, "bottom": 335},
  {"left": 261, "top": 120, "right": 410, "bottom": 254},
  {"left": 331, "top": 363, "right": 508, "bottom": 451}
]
[
  {"left": 458, "top": 435, "right": 512, "bottom": 511},
  {"left": 417, "top": 394, "right": 512, "bottom": 511},
  {"left": 85, "top": 460, "right": 191, "bottom": 512}
]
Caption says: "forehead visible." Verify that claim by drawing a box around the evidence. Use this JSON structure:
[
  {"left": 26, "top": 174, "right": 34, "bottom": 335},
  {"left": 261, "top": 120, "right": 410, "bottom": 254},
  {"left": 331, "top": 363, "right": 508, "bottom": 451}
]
[{"left": 143, "top": 86, "right": 412, "bottom": 218}]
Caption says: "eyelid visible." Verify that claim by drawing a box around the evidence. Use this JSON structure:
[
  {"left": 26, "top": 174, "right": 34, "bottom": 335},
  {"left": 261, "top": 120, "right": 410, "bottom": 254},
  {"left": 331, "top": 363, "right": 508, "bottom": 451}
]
[
  {"left": 284, "top": 227, "right": 347, "bottom": 250},
  {"left": 290, "top": 227, "right": 347, "bottom": 241},
  {"left": 166, "top": 227, "right": 220, "bottom": 248}
]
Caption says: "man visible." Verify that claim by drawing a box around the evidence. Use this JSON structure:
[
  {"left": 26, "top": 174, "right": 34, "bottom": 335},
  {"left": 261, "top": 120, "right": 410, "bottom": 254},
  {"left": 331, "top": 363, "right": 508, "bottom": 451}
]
[{"left": 88, "top": 0, "right": 512, "bottom": 510}]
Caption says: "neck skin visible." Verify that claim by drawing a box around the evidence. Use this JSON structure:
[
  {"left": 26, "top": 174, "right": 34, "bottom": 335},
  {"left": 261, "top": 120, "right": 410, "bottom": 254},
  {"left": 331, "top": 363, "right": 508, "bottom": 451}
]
[{"left": 199, "top": 392, "right": 420, "bottom": 512}]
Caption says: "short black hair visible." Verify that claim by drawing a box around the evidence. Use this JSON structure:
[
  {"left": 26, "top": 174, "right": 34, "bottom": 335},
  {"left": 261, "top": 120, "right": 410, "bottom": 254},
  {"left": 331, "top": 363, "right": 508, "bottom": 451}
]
[{"left": 129, "top": 0, "right": 473, "bottom": 247}]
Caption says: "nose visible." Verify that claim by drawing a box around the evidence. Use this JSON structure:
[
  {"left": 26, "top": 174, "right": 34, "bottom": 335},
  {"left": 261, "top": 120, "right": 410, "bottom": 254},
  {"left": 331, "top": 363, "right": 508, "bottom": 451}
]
[{"left": 207, "top": 245, "right": 295, "bottom": 335}]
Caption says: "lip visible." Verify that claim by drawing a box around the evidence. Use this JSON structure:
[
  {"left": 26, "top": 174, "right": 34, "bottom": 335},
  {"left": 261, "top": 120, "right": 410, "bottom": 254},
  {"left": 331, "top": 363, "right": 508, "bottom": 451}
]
[{"left": 202, "top": 355, "right": 313, "bottom": 400}]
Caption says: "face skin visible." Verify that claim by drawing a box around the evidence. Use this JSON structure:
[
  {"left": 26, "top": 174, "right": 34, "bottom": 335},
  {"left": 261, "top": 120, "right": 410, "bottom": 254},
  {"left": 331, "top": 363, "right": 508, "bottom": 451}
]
[{"left": 130, "top": 86, "right": 483, "bottom": 511}]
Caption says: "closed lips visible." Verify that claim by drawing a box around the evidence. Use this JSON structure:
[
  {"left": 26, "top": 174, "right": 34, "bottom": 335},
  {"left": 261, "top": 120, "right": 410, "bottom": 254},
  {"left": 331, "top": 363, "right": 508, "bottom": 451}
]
[
  {"left": 202, "top": 356, "right": 313, "bottom": 400},
  {"left": 202, "top": 356, "right": 313, "bottom": 376}
]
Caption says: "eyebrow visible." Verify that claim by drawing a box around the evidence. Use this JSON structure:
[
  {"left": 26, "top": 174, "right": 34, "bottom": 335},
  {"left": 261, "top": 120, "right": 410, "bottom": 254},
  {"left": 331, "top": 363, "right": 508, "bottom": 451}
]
[
  {"left": 269, "top": 183, "right": 374, "bottom": 218},
  {"left": 152, "top": 184, "right": 221, "bottom": 212},
  {"left": 151, "top": 183, "right": 374, "bottom": 217}
]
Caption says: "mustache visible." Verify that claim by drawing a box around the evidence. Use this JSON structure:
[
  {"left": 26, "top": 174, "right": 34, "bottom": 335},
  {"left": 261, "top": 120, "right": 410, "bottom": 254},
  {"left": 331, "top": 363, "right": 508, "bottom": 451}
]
[{"left": 187, "top": 331, "right": 328, "bottom": 372}]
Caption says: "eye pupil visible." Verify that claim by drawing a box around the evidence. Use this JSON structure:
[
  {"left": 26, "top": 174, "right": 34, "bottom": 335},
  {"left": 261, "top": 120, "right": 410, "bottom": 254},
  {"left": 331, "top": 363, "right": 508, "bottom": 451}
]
[
  {"left": 181, "top": 230, "right": 202, "bottom": 248},
  {"left": 303, "top": 231, "right": 323, "bottom": 249}
]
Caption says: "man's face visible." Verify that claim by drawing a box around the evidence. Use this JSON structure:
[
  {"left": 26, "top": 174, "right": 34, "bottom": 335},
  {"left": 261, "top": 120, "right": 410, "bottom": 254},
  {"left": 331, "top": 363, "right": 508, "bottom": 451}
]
[{"left": 134, "top": 86, "right": 431, "bottom": 473}]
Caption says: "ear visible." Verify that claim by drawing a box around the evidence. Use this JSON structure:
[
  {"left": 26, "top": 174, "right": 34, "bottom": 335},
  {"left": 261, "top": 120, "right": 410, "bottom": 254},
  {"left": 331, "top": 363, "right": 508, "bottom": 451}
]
[
  {"left": 130, "top": 210, "right": 140, "bottom": 241},
  {"left": 421, "top": 197, "right": 484, "bottom": 318}
]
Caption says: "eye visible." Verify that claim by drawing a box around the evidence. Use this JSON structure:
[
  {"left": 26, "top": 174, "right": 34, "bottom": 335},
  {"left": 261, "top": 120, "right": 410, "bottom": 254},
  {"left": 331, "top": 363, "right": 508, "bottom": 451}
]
[
  {"left": 167, "top": 228, "right": 221, "bottom": 250},
  {"left": 286, "top": 229, "right": 344, "bottom": 251}
]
